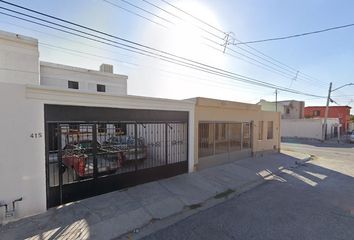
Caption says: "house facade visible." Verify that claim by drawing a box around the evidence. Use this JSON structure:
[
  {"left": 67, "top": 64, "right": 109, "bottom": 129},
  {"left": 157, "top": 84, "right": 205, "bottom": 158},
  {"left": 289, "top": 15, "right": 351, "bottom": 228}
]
[
  {"left": 304, "top": 106, "right": 352, "bottom": 133},
  {"left": 258, "top": 100, "right": 305, "bottom": 119},
  {"left": 194, "top": 98, "right": 280, "bottom": 170},
  {"left": 0, "top": 30, "right": 280, "bottom": 224}
]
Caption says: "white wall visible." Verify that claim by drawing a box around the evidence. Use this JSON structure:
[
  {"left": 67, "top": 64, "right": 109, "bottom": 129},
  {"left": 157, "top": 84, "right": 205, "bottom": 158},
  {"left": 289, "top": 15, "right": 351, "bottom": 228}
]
[
  {"left": 350, "top": 122, "right": 354, "bottom": 132},
  {"left": 281, "top": 119, "right": 323, "bottom": 139},
  {"left": 0, "top": 31, "right": 39, "bottom": 85},
  {"left": 0, "top": 82, "right": 46, "bottom": 224},
  {"left": 0, "top": 83, "right": 195, "bottom": 224},
  {"left": 40, "top": 62, "right": 128, "bottom": 95},
  {"left": 0, "top": 29, "right": 195, "bottom": 224},
  {"left": 27, "top": 85, "right": 195, "bottom": 172},
  {"left": 281, "top": 118, "right": 340, "bottom": 140}
]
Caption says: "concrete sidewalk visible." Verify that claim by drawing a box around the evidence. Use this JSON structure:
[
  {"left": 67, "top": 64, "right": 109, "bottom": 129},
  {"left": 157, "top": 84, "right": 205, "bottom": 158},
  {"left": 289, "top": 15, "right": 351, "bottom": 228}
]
[{"left": 0, "top": 151, "right": 310, "bottom": 240}]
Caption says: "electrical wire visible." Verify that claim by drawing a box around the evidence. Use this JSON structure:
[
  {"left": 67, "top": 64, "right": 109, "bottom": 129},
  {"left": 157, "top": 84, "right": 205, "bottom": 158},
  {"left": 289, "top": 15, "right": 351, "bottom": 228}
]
[
  {"left": 101, "top": 0, "right": 167, "bottom": 28},
  {"left": 229, "top": 23, "right": 354, "bottom": 45},
  {"left": 149, "top": 0, "right": 329, "bottom": 87},
  {"left": 0, "top": 3, "right": 326, "bottom": 98},
  {"left": 158, "top": 0, "right": 328, "bottom": 85},
  {"left": 118, "top": 0, "right": 174, "bottom": 24}
]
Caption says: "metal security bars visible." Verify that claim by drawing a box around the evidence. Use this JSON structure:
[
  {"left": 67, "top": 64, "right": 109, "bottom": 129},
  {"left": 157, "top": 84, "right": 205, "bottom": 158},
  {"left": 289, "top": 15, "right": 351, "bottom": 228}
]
[
  {"left": 198, "top": 122, "right": 251, "bottom": 159},
  {"left": 45, "top": 105, "right": 189, "bottom": 208}
]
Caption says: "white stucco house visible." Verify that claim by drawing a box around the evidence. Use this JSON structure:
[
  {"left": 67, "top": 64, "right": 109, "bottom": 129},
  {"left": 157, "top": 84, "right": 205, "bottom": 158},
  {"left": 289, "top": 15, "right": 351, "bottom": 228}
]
[
  {"left": 0, "top": 30, "right": 281, "bottom": 224},
  {"left": 0, "top": 30, "right": 195, "bottom": 224}
]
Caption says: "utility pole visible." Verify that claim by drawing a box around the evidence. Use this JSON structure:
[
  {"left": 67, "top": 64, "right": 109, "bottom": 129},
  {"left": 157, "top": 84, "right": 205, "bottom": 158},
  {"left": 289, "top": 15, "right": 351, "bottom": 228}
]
[
  {"left": 275, "top": 89, "right": 278, "bottom": 112},
  {"left": 321, "top": 82, "right": 353, "bottom": 141},
  {"left": 222, "top": 32, "right": 235, "bottom": 53},
  {"left": 322, "top": 82, "right": 332, "bottom": 141}
]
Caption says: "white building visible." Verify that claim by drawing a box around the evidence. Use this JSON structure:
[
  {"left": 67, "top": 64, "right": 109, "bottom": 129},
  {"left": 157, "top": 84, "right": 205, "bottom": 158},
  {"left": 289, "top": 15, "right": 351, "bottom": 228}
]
[
  {"left": 0, "top": 30, "right": 281, "bottom": 224},
  {"left": 258, "top": 99, "right": 305, "bottom": 119},
  {"left": 0, "top": 30, "right": 195, "bottom": 224}
]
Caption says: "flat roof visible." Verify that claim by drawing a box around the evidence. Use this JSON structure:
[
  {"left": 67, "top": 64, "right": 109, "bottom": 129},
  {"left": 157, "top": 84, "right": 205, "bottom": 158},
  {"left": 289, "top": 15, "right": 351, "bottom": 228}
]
[
  {"left": 305, "top": 105, "right": 351, "bottom": 109},
  {"left": 189, "top": 97, "right": 261, "bottom": 111},
  {"left": 40, "top": 61, "right": 128, "bottom": 80},
  {"left": 0, "top": 30, "right": 38, "bottom": 46}
]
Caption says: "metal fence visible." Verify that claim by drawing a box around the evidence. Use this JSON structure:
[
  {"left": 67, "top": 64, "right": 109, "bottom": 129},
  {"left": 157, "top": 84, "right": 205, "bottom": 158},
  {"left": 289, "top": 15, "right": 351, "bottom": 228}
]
[{"left": 47, "top": 122, "right": 188, "bottom": 188}]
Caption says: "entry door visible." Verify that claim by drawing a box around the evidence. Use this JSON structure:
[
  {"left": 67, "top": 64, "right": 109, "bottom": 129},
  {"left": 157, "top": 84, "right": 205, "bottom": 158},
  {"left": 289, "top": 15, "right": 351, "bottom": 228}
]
[{"left": 47, "top": 123, "right": 96, "bottom": 207}]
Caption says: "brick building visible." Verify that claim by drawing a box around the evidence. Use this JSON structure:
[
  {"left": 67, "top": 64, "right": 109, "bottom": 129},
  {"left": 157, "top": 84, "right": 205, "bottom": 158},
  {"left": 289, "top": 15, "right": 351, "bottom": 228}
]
[{"left": 304, "top": 106, "right": 351, "bottom": 133}]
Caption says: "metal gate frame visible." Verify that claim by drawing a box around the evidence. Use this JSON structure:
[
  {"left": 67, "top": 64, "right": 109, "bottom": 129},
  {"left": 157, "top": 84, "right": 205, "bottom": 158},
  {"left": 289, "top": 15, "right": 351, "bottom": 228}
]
[{"left": 45, "top": 105, "right": 189, "bottom": 208}]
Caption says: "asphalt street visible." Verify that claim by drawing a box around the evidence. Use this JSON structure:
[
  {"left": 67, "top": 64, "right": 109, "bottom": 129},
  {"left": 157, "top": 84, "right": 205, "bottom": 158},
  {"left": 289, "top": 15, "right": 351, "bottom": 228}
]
[{"left": 142, "top": 142, "right": 354, "bottom": 240}]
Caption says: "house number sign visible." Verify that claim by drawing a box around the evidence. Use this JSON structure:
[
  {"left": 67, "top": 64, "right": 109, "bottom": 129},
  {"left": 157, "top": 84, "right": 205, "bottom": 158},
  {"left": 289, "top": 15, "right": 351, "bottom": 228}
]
[{"left": 30, "top": 133, "right": 43, "bottom": 138}]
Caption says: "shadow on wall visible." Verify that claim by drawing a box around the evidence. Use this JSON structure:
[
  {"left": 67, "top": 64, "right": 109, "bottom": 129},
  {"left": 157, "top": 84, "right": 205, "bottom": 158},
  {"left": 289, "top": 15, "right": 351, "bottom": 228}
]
[{"left": 1, "top": 153, "right": 354, "bottom": 239}]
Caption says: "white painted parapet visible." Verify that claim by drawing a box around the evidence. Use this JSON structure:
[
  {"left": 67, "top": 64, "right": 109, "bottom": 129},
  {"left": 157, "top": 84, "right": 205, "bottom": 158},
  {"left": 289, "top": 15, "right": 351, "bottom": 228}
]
[{"left": 0, "top": 30, "right": 39, "bottom": 85}]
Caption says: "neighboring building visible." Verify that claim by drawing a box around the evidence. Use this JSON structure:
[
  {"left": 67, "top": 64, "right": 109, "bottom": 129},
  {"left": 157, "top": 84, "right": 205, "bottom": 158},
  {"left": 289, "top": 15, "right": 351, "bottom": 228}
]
[
  {"left": 349, "top": 122, "right": 354, "bottom": 132},
  {"left": 0, "top": 30, "right": 280, "bottom": 224},
  {"left": 258, "top": 99, "right": 304, "bottom": 119},
  {"left": 193, "top": 98, "right": 280, "bottom": 170},
  {"left": 281, "top": 118, "right": 340, "bottom": 140},
  {"left": 40, "top": 62, "right": 127, "bottom": 95},
  {"left": 304, "top": 106, "right": 352, "bottom": 133}
]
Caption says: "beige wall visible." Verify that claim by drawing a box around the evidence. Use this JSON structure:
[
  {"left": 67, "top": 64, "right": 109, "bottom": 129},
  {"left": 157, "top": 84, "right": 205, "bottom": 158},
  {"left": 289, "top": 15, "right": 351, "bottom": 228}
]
[{"left": 194, "top": 98, "right": 280, "bottom": 169}]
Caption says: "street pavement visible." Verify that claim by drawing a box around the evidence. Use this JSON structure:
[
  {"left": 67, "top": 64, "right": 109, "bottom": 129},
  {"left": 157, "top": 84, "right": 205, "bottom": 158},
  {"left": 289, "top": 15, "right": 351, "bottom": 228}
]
[
  {"left": 142, "top": 142, "right": 354, "bottom": 240},
  {"left": 0, "top": 151, "right": 308, "bottom": 240}
]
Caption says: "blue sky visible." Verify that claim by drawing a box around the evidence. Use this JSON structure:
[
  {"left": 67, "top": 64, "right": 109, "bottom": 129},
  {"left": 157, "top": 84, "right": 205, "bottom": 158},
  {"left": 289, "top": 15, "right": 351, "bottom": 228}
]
[{"left": 1, "top": 0, "right": 354, "bottom": 112}]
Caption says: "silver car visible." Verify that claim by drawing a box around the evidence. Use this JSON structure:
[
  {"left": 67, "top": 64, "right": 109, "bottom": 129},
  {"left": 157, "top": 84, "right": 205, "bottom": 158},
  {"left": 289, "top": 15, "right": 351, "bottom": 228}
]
[{"left": 350, "top": 131, "right": 354, "bottom": 143}]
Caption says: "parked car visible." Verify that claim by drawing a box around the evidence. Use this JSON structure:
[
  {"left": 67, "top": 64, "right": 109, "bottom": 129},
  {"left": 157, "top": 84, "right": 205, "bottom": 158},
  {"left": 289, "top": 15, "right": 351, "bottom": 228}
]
[
  {"left": 103, "top": 136, "right": 147, "bottom": 162},
  {"left": 350, "top": 131, "right": 354, "bottom": 143},
  {"left": 62, "top": 140, "right": 123, "bottom": 179}
]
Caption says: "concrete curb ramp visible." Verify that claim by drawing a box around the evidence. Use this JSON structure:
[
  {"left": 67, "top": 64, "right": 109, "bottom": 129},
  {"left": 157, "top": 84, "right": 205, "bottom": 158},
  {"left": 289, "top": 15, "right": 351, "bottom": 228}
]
[{"left": 0, "top": 151, "right": 310, "bottom": 240}]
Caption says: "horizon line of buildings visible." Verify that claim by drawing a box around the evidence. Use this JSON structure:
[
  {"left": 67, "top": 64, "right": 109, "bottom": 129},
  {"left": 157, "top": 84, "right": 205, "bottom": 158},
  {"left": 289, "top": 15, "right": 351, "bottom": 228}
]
[{"left": 258, "top": 99, "right": 353, "bottom": 140}]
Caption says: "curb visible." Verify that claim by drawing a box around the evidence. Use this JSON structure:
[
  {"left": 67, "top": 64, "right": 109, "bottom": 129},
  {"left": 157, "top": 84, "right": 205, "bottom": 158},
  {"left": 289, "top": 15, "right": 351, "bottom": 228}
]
[{"left": 116, "top": 156, "right": 312, "bottom": 240}]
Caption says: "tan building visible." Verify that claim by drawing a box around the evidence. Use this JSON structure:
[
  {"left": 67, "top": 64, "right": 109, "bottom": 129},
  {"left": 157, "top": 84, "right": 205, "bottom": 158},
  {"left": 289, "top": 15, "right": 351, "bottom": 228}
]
[
  {"left": 258, "top": 99, "right": 304, "bottom": 119},
  {"left": 192, "top": 98, "right": 281, "bottom": 170}
]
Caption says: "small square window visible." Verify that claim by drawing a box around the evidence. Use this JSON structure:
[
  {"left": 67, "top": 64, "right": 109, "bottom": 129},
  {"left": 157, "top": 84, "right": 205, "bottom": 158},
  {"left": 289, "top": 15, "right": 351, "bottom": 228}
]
[
  {"left": 68, "top": 81, "right": 79, "bottom": 89},
  {"left": 97, "top": 84, "right": 106, "bottom": 92}
]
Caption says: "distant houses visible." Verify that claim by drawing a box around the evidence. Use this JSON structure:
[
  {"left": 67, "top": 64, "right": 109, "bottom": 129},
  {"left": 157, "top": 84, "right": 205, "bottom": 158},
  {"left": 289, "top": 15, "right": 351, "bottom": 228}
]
[{"left": 258, "top": 99, "right": 349, "bottom": 140}]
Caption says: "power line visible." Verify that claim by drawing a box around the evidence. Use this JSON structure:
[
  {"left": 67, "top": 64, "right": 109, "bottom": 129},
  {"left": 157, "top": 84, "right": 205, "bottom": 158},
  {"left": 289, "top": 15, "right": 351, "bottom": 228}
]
[
  {"left": 118, "top": 0, "right": 174, "bottom": 24},
  {"left": 151, "top": 0, "right": 329, "bottom": 87},
  {"left": 0, "top": 3, "right": 325, "bottom": 98},
  {"left": 0, "top": 8, "right": 324, "bottom": 98},
  {"left": 101, "top": 0, "right": 167, "bottom": 28},
  {"left": 141, "top": 0, "right": 224, "bottom": 41},
  {"left": 229, "top": 23, "right": 354, "bottom": 45},
  {"left": 159, "top": 0, "right": 226, "bottom": 35},
  {"left": 112, "top": 0, "right": 321, "bottom": 87}
]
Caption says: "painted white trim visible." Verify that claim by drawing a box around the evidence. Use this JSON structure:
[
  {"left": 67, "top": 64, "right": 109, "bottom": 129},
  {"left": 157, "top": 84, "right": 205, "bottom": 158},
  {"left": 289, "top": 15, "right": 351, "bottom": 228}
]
[
  {"left": 40, "top": 61, "right": 128, "bottom": 80},
  {"left": 26, "top": 84, "right": 196, "bottom": 173}
]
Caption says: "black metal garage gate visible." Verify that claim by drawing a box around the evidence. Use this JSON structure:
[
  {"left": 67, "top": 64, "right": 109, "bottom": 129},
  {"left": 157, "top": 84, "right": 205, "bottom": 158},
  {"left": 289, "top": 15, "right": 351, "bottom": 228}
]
[{"left": 45, "top": 105, "right": 189, "bottom": 208}]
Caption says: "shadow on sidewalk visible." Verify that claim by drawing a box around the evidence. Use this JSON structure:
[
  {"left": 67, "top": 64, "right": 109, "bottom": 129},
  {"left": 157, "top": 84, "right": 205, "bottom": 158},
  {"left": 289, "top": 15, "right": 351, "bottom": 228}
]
[
  {"left": 1, "top": 152, "right": 354, "bottom": 240},
  {"left": 282, "top": 137, "right": 354, "bottom": 149}
]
